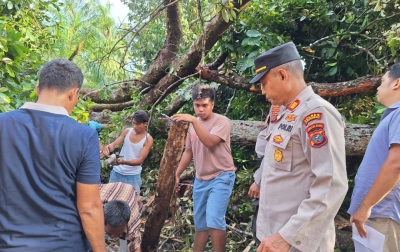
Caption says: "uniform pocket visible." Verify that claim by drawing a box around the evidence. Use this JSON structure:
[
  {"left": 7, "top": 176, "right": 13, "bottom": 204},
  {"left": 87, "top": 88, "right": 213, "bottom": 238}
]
[{"left": 269, "top": 133, "right": 293, "bottom": 172}]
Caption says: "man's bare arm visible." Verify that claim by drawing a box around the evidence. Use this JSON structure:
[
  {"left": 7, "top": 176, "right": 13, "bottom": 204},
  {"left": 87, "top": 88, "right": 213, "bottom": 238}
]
[
  {"left": 351, "top": 144, "right": 400, "bottom": 237},
  {"left": 103, "top": 129, "right": 129, "bottom": 156},
  {"left": 191, "top": 119, "right": 222, "bottom": 148},
  {"left": 121, "top": 136, "right": 154, "bottom": 166},
  {"left": 171, "top": 114, "right": 221, "bottom": 148},
  {"left": 175, "top": 149, "right": 193, "bottom": 190},
  {"left": 77, "top": 182, "right": 106, "bottom": 252}
]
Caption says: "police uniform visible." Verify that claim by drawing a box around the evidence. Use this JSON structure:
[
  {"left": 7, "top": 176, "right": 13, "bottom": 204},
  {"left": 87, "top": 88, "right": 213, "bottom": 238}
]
[
  {"left": 250, "top": 42, "right": 348, "bottom": 252},
  {"left": 251, "top": 105, "right": 285, "bottom": 245}
]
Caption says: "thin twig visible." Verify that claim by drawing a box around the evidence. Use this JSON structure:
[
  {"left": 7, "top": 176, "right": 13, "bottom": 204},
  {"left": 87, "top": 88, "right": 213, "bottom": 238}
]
[
  {"left": 354, "top": 44, "right": 384, "bottom": 68},
  {"left": 225, "top": 89, "right": 236, "bottom": 115},
  {"left": 197, "top": 0, "right": 206, "bottom": 66},
  {"left": 147, "top": 72, "right": 200, "bottom": 123},
  {"left": 226, "top": 224, "right": 253, "bottom": 237},
  {"left": 243, "top": 240, "right": 255, "bottom": 252},
  {"left": 360, "top": 12, "right": 400, "bottom": 33},
  {"left": 81, "top": 79, "right": 152, "bottom": 100},
  {"left": 158, "top": 228, "right": 181, "bottom": 250},
  {"left": 345, "top": 8, "right": 368, "bottom": 32}
]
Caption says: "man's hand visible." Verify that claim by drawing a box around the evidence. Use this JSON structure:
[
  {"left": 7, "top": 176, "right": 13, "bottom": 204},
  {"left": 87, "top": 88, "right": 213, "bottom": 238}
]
[
  {"left": 115, "top": 157, "right": 125, "bottom": 165},
  {"left": 257, "top": 233, "right": 290, "bottom": 252},
  {"left": 248, "top": 182, "right": 260, "bottom": 198},
  {"left": 175, "top": 175, "right": 181, "bottom": 193},
  {"left": 171, "top": 114, "right": 196, "bottom": 123},
  {"left": 350, "top": 203, "right": 372, "bottom": 238},
  {"left": 102, "top": 145, "right": 112, "bottom": 157}
]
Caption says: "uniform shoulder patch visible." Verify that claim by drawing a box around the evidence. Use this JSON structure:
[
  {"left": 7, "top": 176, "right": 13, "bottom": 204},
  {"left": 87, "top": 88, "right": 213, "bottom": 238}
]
[
  {"left": 270, "top": 105, "right": 281, "bottom": 123},
  {"left": 288, "top": 99, "right": 300, "bottom": 111},
  {"left": 305, "top": 123, "right": 328, "bottom": 148},
  {"left": 303, "top": 112, "right": 322, "bottom": 126}
]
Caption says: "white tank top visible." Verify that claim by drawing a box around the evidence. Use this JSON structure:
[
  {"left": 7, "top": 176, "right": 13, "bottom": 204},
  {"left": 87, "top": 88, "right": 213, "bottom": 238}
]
[{"left": 113, "top": 128, "right": 149, "bottom": 175}]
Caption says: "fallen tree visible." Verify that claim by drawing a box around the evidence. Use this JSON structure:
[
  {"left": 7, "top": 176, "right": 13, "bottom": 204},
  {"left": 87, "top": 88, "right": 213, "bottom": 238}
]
[{"left": 91, "top": 112, "right": 374, "bottom": 156}]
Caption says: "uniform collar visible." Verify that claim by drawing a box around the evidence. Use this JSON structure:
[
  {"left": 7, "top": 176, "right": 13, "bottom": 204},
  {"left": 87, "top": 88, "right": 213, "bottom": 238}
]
[
  {"left": 20, "top": 102, "right": 69, "bottom": 116},
  {"left": 286, "top": 86, "right": 314, "bottom": 112}
]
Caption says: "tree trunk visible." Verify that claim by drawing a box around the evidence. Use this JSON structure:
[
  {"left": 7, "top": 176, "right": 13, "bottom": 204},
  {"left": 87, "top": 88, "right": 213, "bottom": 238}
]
[
  {"left": 157, "top": 119, "right": 374, "bottom": 156},
  {"left": 229, "top": 120, "right": 374, "bottom": 156},
  {"left": 90, "top": 112, "right": 375, "bottom": 157},
  {"left": 135, "top": 0, "right": 183, "bottom": 91},
  {"left": 141, "top": 121, "right": 189, "bottom": 252}
]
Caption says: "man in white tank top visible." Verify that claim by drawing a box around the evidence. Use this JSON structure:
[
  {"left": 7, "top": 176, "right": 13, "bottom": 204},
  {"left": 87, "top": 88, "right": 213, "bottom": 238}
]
[{"left": 103, "top": 110, "right": 154, "bottom": 195}]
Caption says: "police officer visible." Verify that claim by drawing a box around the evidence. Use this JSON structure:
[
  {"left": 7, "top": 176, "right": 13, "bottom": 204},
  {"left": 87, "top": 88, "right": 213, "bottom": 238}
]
[
  {"left": 248, "top": 105, "right": 284, "bottom": 246},
  {"left": 251, "top": 42, "right": 348, "bottom": 252}
]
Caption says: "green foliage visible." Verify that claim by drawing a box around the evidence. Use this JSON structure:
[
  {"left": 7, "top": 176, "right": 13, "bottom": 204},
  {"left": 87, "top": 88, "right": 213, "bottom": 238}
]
[
  {"left": 46, "top": 0, "right": 135, "bottom": 89},
  {"left": 219, "top": 0, "right": 400, "bottom": 84},
  {"left": 337, "top": 95, "right": 385, "bottom": 125},
  {"left": 70, "top": 97, "right": 95, "bottom": 123},
  {"left": 0, "top": 0, "right": 57, "bottom": 111}
]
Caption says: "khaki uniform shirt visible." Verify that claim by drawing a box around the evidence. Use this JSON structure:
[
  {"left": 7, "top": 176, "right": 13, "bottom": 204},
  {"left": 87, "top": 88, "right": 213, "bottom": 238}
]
[
  {"left": 254, "top": 106, "right": 286, "bottom": 185},
  {"left": 256, "top": 86, "right": 348, "bottom": 252}
]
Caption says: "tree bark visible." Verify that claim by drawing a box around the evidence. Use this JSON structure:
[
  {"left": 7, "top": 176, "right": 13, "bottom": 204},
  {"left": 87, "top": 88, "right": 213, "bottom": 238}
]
[
  {"left": 229, "top": 120, "right": 374, "bottom": 156},
  {"left": 90, "top": 114, "right": 374, "bottom": 157},
  {"left": 153, "top": 119, "right": 374, "bottom": 157},
  {"left": 197, "top": 66, "right": 382, "bottom": 97},
  {"left": 135, "top": 0, "right": 183, "bottom": 91},
  {"left": 141, "top": 121, "right": 189, "bottom": 252}
]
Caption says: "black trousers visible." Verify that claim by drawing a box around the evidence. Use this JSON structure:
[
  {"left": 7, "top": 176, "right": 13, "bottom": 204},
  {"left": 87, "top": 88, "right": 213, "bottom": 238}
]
[{"left": 251, "top": 199, "right": 261, "bottom": 246}]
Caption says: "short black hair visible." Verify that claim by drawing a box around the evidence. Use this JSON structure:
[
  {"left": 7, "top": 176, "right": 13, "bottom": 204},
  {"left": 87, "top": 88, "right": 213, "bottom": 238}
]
[
  {"left": 191, "top": 84, "right": 216, "bottom": 102},
  {"left": 132, "top": 110, "right": 149, "bottom": 123},
  {"left": 104, "top": 200, "right": 131, "bottom": 228},
  {"left": 387, "top": 63, "right": 400, "bottom": 81},
  {"left": 38, "top": 59, "right": 84, "bottom": 93}
]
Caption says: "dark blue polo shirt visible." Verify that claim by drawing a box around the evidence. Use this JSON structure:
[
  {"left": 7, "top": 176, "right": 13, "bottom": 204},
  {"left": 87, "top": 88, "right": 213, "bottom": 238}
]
[{"left": 0, "top": 104, "right": 101, "bottom": 251}]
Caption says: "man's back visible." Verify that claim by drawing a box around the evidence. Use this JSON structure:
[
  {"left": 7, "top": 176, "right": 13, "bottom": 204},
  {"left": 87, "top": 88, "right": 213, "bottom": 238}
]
[{"left": 0, "top": 107, "right": 101, "bottom": 251}]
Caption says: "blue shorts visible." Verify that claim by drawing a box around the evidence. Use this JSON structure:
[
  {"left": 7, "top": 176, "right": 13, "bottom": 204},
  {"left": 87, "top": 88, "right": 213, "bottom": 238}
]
[
  {"left": 193, "top": 171, "right": 236, "bottom": 231},
  {"left": 109, "top": 170, "right": 142, "bottom": 194}
]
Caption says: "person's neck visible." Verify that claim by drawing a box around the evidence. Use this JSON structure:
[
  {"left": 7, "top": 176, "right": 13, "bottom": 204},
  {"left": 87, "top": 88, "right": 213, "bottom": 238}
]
[
  {"left": 199, "top": 112, "right": 213, "bottom": 121},
  {"left": 284, "top": 83, "right": 307, "bottom": 108},
  {"left": 384, "top": 98, "right": 400, "bottom": 108},
  {"left": 36, "top": 90, "right": 66, "bottom": 108}
]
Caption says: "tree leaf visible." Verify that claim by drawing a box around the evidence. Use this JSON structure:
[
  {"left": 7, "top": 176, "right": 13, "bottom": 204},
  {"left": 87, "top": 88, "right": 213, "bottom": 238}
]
[
  {"left": 248, "top": 51, "right": 260, "bottom": 58},
  {"left": 327, "top": 66, "right": 338, "bottom": 76},
  {"left": 0, "top": 93, "right": 11, "bottom": 104},
  {"left": 222, "top": 9, "right": 230, "bottom": 23},
  {"left": 245, "top": 29, "right": 261, "bottom": 38},
  {"left": 7, "top": 1, "right": 13, "bottom": 10},
  {"left": 230, "top": 9, "right": 236, "bottom": 19}
]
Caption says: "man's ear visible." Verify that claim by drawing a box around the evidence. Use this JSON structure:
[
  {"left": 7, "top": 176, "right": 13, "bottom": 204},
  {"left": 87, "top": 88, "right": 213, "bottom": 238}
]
[
  {"left": 277, "top": 69, "right": 288, "bottom": 82},
  {"left": 68, "top": 87, "right": 79, "bottom": 101},
  {"left": 35, "top": 85, "right": 40, "bottom": 95},
  {"left": 393, "top": 78, "right": 400, "bottom": 90}
]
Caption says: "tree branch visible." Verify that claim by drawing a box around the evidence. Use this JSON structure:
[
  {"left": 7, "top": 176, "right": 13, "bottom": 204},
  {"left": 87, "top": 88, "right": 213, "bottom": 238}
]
[
  {"left": 197, "top": 66, "right": 382, "bottom": 97},
  {"left": 137, "top": 0, "right": 252, "bottom": 110}
]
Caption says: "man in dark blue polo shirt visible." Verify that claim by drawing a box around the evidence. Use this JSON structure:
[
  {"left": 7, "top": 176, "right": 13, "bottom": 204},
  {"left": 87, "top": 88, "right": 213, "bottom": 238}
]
[{"left": 0, "top": 59, "right": 106, "bottom": 251}]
